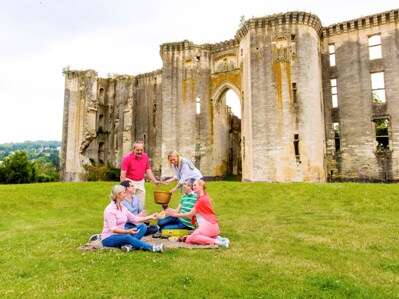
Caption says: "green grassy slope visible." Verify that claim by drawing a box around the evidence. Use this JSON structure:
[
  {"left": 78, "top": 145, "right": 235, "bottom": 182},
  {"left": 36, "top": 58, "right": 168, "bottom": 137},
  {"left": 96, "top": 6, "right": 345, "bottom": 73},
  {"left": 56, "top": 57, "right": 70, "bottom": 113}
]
[{"left": 0, "top": 182, "right": 398, "bottom": 298}]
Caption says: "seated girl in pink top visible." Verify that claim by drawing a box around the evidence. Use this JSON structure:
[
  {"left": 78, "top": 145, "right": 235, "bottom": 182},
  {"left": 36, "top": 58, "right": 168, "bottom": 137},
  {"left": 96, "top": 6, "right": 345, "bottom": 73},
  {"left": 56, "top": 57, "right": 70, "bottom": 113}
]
[
  {"left": 101, "top": 185, "right": 163, "bottom": 252},
  {"left": 165, "top": 179, "right": 229, "bottom": 248}
]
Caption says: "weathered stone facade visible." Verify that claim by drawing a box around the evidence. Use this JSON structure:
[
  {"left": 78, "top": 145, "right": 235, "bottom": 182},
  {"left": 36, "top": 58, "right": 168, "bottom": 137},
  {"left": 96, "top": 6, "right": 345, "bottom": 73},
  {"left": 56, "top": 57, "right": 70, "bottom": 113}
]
[{"left": 61, "top": 9, "right": 399, "bottom": 182}]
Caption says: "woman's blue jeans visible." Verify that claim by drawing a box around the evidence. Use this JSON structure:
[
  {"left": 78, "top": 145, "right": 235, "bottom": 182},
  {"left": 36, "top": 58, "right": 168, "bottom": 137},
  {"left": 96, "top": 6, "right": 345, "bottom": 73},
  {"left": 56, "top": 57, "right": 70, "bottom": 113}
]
[{"left": 102, "top": 224, "right": 152, "bottom": 251}]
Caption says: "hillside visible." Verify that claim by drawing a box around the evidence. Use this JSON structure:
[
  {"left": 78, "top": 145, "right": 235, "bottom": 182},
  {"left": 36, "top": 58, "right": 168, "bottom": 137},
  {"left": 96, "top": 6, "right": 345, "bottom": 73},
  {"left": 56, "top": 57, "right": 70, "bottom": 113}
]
[{"left": 0, "top": 140, "right": 61, "bottom": 166}]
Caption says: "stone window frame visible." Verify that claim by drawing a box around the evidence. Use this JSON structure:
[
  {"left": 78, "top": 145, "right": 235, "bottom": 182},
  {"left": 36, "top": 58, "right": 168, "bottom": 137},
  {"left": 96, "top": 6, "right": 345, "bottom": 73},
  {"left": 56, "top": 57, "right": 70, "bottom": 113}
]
[
  {"left": 372, "top": 116, "right": 391, "bottom": 152},
  {"left": 330, "top": 78, "right": 338, "bottom": 108},
  {"left": 368, "top": 33, "right": 382, "bottom": 60},
  {"left": 332, "top": 122, "right": 341, "bottom": 152},
  {"left": 370, "top": 71, "right": 386, "bottom": 104},
  {"left": 328, "top": 44, "right": 336, "bottom": 67}
]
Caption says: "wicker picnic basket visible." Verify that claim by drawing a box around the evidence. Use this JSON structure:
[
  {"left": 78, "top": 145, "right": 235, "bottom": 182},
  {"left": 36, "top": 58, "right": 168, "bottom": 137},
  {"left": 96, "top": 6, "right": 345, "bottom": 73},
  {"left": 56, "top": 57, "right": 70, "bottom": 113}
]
[{"left": 154, "top": 190, "right": 172, "bottom": 205}]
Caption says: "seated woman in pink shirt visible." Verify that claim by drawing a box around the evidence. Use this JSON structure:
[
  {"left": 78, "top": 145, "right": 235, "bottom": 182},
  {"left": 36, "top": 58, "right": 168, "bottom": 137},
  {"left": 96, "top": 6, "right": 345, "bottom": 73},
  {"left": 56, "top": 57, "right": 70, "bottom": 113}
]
[
  {"left": 101, "top": 185, "right": 163, "bottom": 252},
  {"left": 165, "top": 179, "right": 229, "bottom": 248}
]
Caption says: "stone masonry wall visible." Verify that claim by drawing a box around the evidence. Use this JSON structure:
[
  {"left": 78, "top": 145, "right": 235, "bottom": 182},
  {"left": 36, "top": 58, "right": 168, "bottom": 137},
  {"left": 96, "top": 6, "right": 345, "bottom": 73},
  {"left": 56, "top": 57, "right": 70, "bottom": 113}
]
[
  {"left": 61, "top": 70, "right": 163, "bottom": 181},
  {"left": 322, "top": 10, "right": 399, "bottom": 181}
]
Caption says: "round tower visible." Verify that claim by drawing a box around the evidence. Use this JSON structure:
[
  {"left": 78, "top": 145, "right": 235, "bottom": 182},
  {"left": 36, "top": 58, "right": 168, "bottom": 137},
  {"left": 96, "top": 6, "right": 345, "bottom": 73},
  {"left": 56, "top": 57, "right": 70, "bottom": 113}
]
[{"left": 236, "top": 12, "right": 326, "bottom": 182}]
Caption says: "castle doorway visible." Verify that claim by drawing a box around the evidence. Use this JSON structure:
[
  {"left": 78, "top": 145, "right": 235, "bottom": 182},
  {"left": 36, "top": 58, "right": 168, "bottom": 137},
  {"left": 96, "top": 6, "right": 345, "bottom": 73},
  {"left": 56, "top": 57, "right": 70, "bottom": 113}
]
[
  {"left": 212, "top": 86, "right": 242, "bottom": 179},
  {"left": 225, "top": 89, "right": 242, "bottom": 178}
]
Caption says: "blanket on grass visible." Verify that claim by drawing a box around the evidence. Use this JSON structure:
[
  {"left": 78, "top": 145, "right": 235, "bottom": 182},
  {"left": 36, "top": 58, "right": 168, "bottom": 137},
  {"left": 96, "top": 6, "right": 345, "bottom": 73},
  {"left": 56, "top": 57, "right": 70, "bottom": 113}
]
[{"left": 79, "top": 236, "right": 218, "bottom": 251}]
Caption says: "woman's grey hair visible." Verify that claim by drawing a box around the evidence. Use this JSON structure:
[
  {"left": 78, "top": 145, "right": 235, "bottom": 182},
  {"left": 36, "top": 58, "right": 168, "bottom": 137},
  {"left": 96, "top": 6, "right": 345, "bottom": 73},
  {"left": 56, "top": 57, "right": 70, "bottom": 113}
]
[{"left": 110, "top": 185, "right": 126, "bottom": 202}]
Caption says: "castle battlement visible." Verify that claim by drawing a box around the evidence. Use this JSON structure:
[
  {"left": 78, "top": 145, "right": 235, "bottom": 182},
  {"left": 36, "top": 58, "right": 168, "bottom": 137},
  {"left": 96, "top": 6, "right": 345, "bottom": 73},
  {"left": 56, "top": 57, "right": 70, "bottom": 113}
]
[
  {"left": 210, "top": 39, "right": 239, "bottom": 53},
  {"left": 322, "top": 9, "right": 399, "bottom": 38},
  {"left": 235, "top": 11, "right": 322, "bottom": 40}
]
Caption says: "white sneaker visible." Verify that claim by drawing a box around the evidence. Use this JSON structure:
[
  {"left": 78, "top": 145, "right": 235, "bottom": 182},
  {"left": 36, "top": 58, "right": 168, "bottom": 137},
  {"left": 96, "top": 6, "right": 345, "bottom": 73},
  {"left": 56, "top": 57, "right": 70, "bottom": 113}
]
[
  {"left": 121, "top": 245, "right": 132, "bottom": 252},
  {"left": 216, "top": 236, "right": 224, "bottom": 242},
  {"left": 152, "top": 244, "right": 164, "bottom": 253},
  {"left": 217, "top": 237, "right": 230, "bottom": 248},
  {"left": 223, "top": 238, "right": 230, "bottom": 248}
]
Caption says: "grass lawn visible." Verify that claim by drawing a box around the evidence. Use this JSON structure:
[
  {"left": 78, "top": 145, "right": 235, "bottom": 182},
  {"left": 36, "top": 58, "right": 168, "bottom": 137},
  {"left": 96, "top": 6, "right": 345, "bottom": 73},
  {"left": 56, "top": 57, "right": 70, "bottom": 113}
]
[{"left": 0, "top": 182, "right": 398, "bottom": 298}]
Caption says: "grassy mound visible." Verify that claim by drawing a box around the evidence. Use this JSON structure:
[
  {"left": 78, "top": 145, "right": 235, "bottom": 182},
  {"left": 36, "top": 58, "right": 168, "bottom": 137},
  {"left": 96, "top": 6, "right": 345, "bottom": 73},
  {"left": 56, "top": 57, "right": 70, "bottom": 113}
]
[{"left": 0, "top": 182, "right": 398, "bottom": 298}]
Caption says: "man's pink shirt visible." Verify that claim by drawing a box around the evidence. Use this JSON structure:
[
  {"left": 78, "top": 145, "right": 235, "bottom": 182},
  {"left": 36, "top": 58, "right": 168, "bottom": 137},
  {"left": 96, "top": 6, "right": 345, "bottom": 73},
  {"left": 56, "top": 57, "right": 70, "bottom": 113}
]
[{"left": 121, "top": 152, "right": 150, "bottom": 181}]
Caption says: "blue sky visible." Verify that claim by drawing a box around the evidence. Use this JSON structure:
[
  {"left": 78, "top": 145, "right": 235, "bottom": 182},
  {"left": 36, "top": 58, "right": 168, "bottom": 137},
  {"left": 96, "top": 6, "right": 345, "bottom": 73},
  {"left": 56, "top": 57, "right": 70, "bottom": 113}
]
[{"left": 0, "top": 0, "right": 397, "bottom": 143}]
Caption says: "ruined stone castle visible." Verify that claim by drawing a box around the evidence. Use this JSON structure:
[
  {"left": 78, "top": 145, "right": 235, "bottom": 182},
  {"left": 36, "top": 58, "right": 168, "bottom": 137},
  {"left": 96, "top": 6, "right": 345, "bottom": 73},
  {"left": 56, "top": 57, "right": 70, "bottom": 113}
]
[{"left": 61, "top": 9, "right": 399, "bottom": 182}]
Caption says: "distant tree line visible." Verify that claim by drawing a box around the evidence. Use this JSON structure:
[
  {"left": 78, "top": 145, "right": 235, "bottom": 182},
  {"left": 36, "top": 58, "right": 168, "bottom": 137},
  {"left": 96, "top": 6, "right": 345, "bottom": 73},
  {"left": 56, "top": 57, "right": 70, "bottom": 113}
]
[{"left": 0, "top": 141, "right": 61, "bottom": 184}]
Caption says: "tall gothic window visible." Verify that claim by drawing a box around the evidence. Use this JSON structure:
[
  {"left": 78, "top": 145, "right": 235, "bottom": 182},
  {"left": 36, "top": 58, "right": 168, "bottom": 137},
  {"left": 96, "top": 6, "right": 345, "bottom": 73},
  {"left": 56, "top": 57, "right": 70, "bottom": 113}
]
[
  {"left": 373, "top": 118, "right": 390, "bottom": 151},
  {"left": 328, "top": 44, "right": 336, "bottom": 67},
  {"left": 333, "top": 122, "right": 341, "bottom": 152},
  {"left": 371, "top": 72, "right": 386, "bottom": 103},
  {"left": 196, "top": 97, "right": 201, "bottom": 115},
  {"left": 368, "top": 34, "right": 382, "bottom": 60}
]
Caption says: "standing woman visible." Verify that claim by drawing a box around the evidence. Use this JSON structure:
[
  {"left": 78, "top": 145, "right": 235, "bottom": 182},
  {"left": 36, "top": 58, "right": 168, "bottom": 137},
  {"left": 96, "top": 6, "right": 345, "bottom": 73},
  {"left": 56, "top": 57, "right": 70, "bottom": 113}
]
[
  {"left": 101, "top": 185, "right": 164, "bottom": 252},
  {"left": 165, "top": 179, "right": 229, "bottom": 247},
  {"left": 163, "top": 151, "right": 203, "bottom": 193}
]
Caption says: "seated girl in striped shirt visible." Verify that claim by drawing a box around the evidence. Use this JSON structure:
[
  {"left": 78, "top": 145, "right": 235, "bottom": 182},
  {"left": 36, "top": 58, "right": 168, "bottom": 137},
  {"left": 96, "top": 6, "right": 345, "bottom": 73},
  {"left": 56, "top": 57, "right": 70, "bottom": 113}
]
[{"left": 158, "top": 180, "right": 197, "bottom": 230}]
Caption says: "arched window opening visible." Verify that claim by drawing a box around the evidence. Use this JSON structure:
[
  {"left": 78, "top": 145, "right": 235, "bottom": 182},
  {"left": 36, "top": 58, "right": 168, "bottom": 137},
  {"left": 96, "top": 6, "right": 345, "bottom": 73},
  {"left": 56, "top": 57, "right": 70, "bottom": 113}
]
[{"left": 225, "top": 89, "right": 241, "bottom": 118}]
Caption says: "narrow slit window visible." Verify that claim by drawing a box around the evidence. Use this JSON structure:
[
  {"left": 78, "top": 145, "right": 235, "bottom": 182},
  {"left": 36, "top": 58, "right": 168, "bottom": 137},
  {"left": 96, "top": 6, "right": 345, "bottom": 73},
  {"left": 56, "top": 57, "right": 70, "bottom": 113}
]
[
  {"left": 333, "top": 122, "right": 341, "bottom": 152},
  {"left": 292, "top": 82, "right": 297, "bottom": 103},
  {"left": 328, "top": 44, "right": 336, "bottom": 67},
  {"left": 294, "top": 134, "right": 300, "bottom": 161},
  {"left": 368, "top": 34, "right": 382, "bottom": 60},
  {"left": 371, "top": 72, "right": 386, "bottom": 103},
  {"left": 196, "top": 97, "right": 201, "bottom": 115},
  {"left": 374, "top": 118, "right": 390, "bottom": 151},
  {"left": 331, "top": 79, "right": 338, "bottom": 108}
]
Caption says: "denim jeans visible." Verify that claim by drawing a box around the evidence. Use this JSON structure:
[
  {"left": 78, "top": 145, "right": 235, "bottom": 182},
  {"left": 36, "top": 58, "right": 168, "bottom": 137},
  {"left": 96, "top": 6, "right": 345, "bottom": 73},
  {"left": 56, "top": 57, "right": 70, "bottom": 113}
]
[
  {"left": 101, "top": 233, "right": 152, "bottom": 251},
  {"left": 125, "top": 223, "right": 159, "bottom": 236},
  {"left": 158, "top": 216, "right": 190, "bottom": 230},
  {"left": 124, "top": 223, "right": 147, "bottom": 239}
]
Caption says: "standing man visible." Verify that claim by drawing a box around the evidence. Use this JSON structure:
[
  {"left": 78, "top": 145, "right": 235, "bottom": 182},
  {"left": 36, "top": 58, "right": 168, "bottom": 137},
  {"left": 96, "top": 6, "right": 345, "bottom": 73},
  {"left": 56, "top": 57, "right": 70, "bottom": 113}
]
[{"left": 120, "top": 141, "right": 160, "bottom": 208}]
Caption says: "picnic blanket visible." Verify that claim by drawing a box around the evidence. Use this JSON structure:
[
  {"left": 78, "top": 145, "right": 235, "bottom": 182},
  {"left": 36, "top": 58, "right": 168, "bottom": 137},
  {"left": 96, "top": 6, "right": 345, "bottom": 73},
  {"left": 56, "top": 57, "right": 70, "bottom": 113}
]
[{"left": 79, "top": 236, "right": 219, "bottom": 252}]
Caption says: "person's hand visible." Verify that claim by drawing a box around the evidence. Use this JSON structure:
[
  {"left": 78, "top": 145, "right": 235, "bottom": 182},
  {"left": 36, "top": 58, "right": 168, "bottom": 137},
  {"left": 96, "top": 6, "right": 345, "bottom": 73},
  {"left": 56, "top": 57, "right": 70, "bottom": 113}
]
[
  {"left": 127, "top": 228, "right": 138, "bottom": 235},
  {"left": 139, "top": 210, "right": 147, "bottom": 217},
  {"left": 165, "top": 208, "right": 177, "bottom": 217},
  {"left": 170, "top": 186, "right": 178, "bottom": 193},
  {"left": 157, "top": 210, "right": 166, "bottom": 219},
  {"left": 153, "top": 179, "right": 161, "bottom": 186},
  {"left": 148, "top": 213, "right": 158, "bottom": 220}
]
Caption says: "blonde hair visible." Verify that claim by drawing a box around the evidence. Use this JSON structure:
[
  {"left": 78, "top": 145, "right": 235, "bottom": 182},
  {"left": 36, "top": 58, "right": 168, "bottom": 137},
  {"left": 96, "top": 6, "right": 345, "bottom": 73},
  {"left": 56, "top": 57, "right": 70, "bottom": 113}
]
[
  {"left": 109, "top": 185, "right": 126, "bottom": 202},
  {"left": 167, "top": 150, "right": 182, "bottom": 166},
  {"left": 194, "top": 179, "right": 206, "bottom": 192}
]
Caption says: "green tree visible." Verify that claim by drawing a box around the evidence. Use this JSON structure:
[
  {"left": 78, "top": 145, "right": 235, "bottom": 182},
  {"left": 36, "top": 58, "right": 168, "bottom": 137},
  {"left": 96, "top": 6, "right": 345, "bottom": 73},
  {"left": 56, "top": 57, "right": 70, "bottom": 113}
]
[
  {"left": 33, "top": 158, "right": 59, "bottom": 182},
  {"left": 0, "top": 151, "right": 36, "bottom": 184}
]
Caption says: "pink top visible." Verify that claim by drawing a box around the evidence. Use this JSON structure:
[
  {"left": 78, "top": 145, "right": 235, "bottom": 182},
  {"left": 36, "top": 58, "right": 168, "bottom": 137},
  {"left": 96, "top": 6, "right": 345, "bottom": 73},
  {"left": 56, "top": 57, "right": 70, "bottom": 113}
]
[
  {"left": 121, "top": 152, "right": 150, "bottom": 181},
  {"left": 101, "top": 201, "right": 139, "bottom": 240},
  {"left": 192, "top": 194, "right": 218, "bottom": 225}
]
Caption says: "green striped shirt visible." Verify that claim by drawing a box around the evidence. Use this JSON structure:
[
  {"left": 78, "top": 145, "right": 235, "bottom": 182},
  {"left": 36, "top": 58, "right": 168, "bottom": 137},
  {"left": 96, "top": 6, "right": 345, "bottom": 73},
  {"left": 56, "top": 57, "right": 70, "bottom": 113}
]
[{"left": 179, "top": 193, "right": 197, "bottom": 228}]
